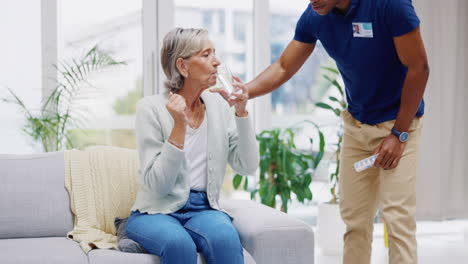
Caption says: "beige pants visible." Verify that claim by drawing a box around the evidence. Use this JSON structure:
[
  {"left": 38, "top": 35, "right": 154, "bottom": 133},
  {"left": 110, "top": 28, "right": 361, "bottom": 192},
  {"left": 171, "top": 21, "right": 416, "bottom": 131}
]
[{"left": 339, "top": 110, "right": 423, "bottom": 264}]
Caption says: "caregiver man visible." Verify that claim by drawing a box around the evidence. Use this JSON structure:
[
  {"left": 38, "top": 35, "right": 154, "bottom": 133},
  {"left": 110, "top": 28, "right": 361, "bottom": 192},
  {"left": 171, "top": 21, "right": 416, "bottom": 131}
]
[{"left": 246, "top": 0, "right": 429, "bottom": 263}]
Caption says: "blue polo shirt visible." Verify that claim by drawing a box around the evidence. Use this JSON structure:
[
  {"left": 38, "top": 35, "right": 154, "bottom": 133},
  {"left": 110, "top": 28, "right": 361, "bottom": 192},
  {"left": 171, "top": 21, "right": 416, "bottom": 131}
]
[{"left": 294, "top": 0, "right": 424, "bottom": 124}]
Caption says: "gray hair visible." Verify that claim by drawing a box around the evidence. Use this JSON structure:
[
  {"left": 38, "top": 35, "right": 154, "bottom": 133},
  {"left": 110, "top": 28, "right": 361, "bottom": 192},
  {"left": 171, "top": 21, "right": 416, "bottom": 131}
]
[{"left": 161, "top": 28, "right": 209, "bottom": 93}]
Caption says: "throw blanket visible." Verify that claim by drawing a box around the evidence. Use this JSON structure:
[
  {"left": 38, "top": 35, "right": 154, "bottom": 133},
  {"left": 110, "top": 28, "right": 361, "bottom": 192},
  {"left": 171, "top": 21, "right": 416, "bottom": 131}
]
[{"left": 64, "top": 146, "right": 139, "bottom": 253}]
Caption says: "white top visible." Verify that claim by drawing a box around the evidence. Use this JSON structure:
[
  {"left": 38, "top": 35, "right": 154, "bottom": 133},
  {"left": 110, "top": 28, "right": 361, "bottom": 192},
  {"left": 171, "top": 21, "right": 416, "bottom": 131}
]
[{"left": 185, "top": 112, "right": 208, "bottom": 191}]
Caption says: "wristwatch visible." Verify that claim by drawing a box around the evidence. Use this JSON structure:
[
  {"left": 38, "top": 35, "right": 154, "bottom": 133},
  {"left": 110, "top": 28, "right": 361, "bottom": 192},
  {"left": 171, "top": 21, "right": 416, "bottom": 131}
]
[{"left": 391, "top": 128, "right": 409, "bottom": 143}]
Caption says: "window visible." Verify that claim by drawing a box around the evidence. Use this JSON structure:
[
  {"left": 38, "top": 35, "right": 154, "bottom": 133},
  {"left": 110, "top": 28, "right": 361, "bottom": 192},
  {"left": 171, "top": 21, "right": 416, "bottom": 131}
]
[
  {"left": 0, "top": 0, "right": 42, "bottom": 153},
  {"left": 174, "top": 0, "right": 254, "bottom": 82},
  {"left": 57, "top": 0, "right": 142, "bottom": 149},
  {"left": 269, "top": 0, "right": 336, "bottom": 128}
]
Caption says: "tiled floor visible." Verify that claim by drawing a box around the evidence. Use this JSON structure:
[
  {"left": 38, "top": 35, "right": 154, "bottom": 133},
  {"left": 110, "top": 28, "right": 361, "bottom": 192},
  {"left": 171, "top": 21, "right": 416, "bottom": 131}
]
[{"left": 314, "top": 220, "right": 468, "bottom": 264}]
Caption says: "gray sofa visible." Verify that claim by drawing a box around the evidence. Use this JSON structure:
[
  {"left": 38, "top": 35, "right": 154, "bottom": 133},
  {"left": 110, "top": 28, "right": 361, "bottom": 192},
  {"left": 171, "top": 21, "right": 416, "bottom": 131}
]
[{"left": 0, "top": 151, "right": 314, "bottom": 264}]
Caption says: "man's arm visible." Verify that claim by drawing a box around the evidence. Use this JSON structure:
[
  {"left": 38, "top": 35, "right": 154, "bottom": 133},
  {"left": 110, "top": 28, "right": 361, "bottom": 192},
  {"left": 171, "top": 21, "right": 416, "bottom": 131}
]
[
  {"left": 374, "top": 26, "right": 429, "bottom": 169},
  {"left": 246, "top": 40, "right": 315, "bottom": 99},
  {"left": 393, "top": 26, "right": 429, "bottom": 132}
]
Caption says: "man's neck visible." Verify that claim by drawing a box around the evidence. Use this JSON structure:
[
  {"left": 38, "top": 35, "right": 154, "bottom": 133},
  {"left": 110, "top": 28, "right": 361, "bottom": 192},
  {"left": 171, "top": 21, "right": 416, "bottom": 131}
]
[{"left": 335, "top": 0, "right": 352, "bottom": 15}]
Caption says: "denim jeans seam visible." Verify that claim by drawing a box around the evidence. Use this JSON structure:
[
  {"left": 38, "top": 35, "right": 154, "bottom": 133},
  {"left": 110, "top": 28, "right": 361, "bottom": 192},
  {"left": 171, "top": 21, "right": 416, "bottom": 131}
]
[{"left": 184, "top": 225, "right": 215, "bottom": 263}]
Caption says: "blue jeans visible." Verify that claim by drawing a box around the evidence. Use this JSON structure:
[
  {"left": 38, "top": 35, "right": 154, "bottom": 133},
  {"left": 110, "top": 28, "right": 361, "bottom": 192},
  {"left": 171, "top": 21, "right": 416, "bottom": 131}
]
[{"left": 126, "top": 191, "right": 244, "bottom": 264}]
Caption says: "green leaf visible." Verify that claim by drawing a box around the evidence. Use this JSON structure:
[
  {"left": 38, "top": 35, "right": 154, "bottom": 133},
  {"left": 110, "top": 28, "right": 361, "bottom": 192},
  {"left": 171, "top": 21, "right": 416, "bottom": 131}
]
[
  {"left": 250, "top": 189, "right": 258, "bottom": 200},
  {"left": 333, "top": 108, "right": 341, "bottom": 117},
  {"left": 322, "top": 74, "right": 344, "bottom": 96},
  {"left": 304, "top": 187, "right": 313, "bottom": 200},
  {"left": 266, "top": 185, "right": 278, "bottom": 207},
  {"left": 330, "top": 172, "right": 337, "bottom": 182},
  {"left": 321, "top": 66, "right": 339, "bottom": 74},
  {"left": 259, "top": 181, "right": 269, "bottom": 198},
  {"left": 318, "top": 130, "right": 325, "bottom": 152},
  {"left": 243, "top": 176, "right": 249, "bottom": 191},
  {"left": 280, "top": 193, "right": 289, "bottom": 213},
  {"left": 259, "top": 141, "right": 266, "bottom": 156},
  {"left": 233, "top": 174, "right": 243, "bottom": 189},
  {"left": 295, "top": 187, "right": 305, "bottom": 202},
  {"left": 315, "top": 102, "right": 334, "bottom": 111}
]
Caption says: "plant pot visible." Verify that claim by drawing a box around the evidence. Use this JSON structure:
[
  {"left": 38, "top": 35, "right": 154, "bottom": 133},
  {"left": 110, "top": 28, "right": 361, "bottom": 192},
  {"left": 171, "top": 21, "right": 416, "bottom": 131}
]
[{"left": 317, "top": 202, "right": 346, "bottom": 255}]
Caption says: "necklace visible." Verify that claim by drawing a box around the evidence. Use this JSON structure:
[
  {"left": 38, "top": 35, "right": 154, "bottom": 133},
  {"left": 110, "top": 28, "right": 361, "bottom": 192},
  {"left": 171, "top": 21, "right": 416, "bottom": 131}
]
[{"left": 186, "top": 103, "right": 205, "bottom": 129}]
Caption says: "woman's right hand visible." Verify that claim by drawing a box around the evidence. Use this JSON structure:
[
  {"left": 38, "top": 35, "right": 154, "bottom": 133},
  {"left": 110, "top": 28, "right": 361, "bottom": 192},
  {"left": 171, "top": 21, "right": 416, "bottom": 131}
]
[{"left": 166, "top": 92, "right": 187, "bottom": 125}]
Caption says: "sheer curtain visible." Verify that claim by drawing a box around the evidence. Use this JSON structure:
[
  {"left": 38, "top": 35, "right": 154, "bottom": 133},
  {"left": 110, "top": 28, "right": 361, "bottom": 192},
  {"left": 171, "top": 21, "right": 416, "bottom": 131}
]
[{"left": 413, "top": 0, "right": 468, "bottom": 220}]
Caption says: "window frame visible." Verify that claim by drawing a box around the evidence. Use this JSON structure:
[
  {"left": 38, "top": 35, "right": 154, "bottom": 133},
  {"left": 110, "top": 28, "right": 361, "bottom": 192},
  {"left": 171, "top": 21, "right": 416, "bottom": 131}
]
[{"left": 41, "top": 0, "right": 274, "bottom": 132}]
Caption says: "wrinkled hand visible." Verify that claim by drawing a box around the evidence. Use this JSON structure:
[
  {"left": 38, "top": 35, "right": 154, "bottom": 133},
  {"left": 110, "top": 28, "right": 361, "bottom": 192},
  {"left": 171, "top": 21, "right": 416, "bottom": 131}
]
[
  {"left": 373, "top": 134, "right": 405, "bottom": 170},
  {"left": 211, "top": 76, "right": 248, "bottom": 116},
  {"left": 166, "top": 92, "right": 187, "bottom": 125}
]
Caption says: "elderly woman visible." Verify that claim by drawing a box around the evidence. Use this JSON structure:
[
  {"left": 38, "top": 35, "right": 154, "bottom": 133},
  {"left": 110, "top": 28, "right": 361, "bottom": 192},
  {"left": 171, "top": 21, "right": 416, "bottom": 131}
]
[{"left": 126, "top": 28, "right": 259, "bottom": 264}]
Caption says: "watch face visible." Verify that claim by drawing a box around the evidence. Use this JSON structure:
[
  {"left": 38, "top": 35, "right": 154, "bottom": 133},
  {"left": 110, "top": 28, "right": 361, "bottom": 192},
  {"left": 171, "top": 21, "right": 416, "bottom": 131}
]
[{"left": 400, "top": 132, "right": 409, "bottom": 142}]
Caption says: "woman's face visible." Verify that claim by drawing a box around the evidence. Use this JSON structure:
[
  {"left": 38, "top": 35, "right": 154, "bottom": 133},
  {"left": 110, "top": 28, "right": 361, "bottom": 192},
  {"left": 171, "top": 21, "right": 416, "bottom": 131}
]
[{"left": 184, "top": 40, "right": 220, "bottom": 90}]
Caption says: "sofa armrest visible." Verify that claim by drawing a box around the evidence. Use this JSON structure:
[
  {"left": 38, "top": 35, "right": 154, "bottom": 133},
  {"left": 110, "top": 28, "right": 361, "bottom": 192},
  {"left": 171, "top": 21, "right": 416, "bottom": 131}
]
[{"left": 220, "top": 199, "right": 314, "bottom": 264}]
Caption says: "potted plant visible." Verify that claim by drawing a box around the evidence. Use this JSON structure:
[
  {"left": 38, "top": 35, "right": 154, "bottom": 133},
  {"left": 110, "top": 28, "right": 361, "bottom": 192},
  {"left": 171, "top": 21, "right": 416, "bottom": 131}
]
[
  {"left": 232, "top": 122, "right": 325, "bottom": 213},
  {"left": 1, "top": 45, "right": 126, "bottom": 152},
  {"left": 314, "top": 66, "right": 347, "bottom": 255}
]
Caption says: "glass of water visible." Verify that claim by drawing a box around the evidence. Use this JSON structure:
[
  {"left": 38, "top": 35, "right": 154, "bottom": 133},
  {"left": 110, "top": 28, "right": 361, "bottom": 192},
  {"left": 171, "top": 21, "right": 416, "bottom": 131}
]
[{"left": 216, "top": 63, "right": 241, "bottom": 99}]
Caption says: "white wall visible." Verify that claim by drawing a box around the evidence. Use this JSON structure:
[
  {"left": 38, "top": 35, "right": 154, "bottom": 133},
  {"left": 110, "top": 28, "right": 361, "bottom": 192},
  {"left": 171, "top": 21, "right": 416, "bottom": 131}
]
[{"left": 414, "top": 0, "right": 468, "bottom": 220}]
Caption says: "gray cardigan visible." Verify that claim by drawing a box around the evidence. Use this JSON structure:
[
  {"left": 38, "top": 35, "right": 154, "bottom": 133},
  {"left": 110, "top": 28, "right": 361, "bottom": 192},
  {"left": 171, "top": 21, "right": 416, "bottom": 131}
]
[{"left": 131, "top": 91, "right": 259, "bottom": 214}]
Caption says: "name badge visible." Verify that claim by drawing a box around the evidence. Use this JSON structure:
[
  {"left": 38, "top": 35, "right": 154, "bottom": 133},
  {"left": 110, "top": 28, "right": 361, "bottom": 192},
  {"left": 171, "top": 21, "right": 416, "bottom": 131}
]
[{"left": 352, "top": 22, "right": 373, "bottom": 38}]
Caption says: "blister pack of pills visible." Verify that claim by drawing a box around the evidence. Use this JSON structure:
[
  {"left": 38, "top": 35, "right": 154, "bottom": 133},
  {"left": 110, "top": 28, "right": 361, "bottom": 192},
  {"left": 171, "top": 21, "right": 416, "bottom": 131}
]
[{"left": 354, "top": 154, "right": 379, "bottom": 172}]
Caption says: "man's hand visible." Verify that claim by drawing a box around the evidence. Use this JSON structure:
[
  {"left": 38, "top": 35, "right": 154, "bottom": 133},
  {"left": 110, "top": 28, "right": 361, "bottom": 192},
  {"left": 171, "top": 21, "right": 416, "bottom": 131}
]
[{"left": 373, "top": 134, "right": 405, "bottom": 170}]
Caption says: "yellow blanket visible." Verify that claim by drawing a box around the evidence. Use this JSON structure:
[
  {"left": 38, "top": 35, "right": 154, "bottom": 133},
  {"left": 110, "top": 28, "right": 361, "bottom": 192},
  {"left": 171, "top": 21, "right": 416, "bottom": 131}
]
[{"left": 64, "top": 146, "right": 139, "bottom": 253}]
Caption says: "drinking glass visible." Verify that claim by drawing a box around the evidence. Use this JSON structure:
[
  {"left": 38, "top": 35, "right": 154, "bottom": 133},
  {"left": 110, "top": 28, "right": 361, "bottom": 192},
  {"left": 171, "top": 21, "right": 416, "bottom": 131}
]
[{"left": 216, "top": 63, "right": 241, "bottom": 99}]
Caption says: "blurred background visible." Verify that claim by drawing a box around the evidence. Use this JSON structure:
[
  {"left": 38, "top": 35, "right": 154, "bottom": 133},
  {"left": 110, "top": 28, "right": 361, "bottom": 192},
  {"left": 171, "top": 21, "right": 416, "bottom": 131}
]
[{"left": 1, "top": 1, "right": 467, "bottom": 261}]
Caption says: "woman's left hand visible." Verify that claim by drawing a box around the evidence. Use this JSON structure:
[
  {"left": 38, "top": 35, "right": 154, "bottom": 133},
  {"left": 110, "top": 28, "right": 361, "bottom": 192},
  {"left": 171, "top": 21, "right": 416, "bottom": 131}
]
[{"left": 211, "top": 75, "right": 249, "bottom": 117}]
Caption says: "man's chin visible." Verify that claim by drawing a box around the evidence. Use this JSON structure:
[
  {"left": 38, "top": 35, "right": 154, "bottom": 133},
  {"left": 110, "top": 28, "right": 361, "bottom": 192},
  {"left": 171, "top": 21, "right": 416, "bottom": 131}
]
[
  {"left": 315, "top": 9, "right": 330, "bottom": 15},
  {"left": 313, "top": 6, "right": 332, "bottom": 15}
]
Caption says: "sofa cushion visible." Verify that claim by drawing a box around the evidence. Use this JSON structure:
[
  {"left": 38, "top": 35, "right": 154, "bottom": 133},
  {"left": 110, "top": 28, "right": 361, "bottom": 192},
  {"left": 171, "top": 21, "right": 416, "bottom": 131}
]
[
  {"left": 220, "top": 199, "right": 314, "bottom": 264},
  {"left": 0, "top": 152, "right": 73, "bottom": 238},
  {"left": 0, "top": 237, "right": 88, "bottom": 264},
  {"left": 88, "top": 248, "right": 256, "bottom": 264},
  {"left": 88, "top": 249, "right": 197, "bottom": 264}
]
